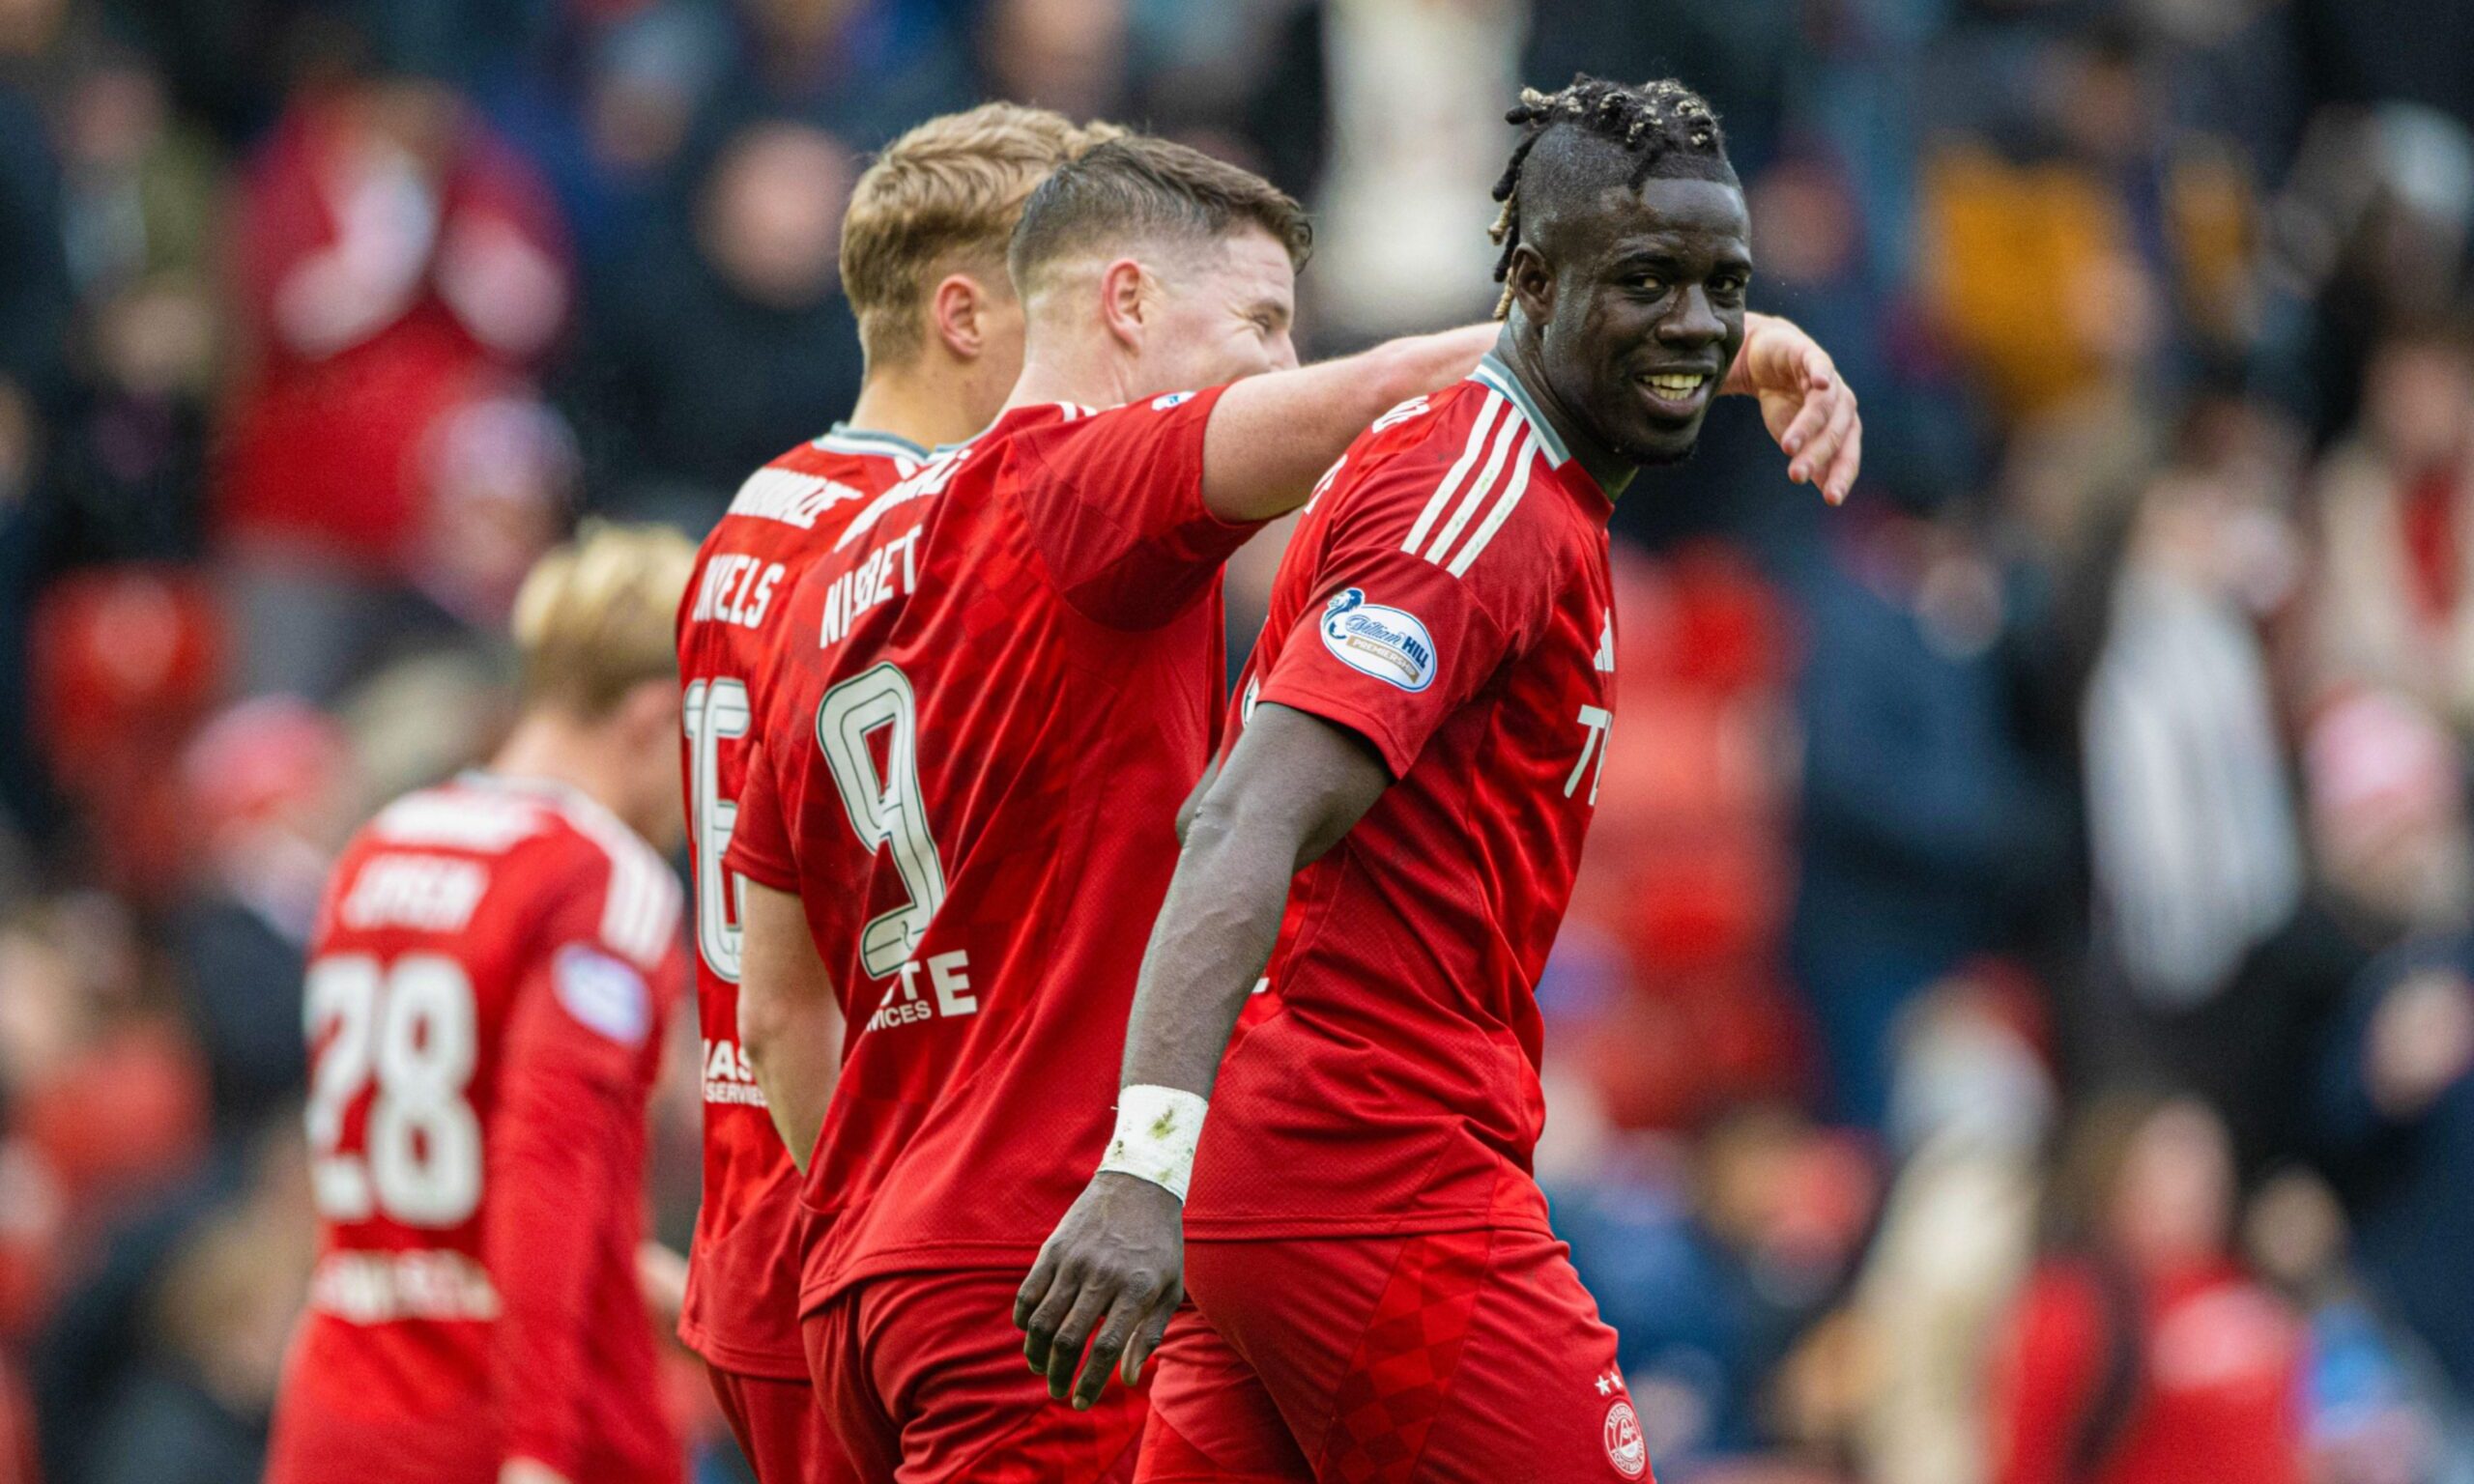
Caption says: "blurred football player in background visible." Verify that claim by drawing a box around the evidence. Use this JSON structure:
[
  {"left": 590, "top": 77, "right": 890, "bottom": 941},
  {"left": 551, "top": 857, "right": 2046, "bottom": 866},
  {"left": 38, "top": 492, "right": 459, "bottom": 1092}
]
[{"left": 266, "top": 524, "right": 694, "bottom": 1484}]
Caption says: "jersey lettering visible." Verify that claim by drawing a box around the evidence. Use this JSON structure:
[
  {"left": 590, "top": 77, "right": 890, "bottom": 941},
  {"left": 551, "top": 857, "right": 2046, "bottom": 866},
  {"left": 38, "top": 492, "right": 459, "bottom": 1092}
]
[
  {"left": 339, "top": 855, "right": 489, "bottom": 933},
  {"left": 815, "top": 662, "right": 948, "bottom": 979},
  {"left": 688, "top": 554, "right": 789, "bottom": 629},
  {"left": 818, "top": 529, "right": 923, "bottom": 648}
]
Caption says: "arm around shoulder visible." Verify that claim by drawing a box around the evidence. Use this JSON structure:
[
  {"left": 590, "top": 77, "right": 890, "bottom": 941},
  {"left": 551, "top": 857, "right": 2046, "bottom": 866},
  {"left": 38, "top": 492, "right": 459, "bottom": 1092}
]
[{"left": 1200, "top": 324, "right": 1499, "bottom": 524}]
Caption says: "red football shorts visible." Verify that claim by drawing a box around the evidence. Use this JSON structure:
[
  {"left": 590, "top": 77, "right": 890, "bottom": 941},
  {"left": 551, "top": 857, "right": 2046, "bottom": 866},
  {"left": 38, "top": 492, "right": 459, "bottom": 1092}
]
[
  {"left": 802, "top": 1267, "right": 1147, "bottom": 1484},
  {"left": 708, "top": 1365, "right": 858, "bottom": 1484},
  {"left": 1136, "top": 1228, "right": 1653, "bottom": 1484}
]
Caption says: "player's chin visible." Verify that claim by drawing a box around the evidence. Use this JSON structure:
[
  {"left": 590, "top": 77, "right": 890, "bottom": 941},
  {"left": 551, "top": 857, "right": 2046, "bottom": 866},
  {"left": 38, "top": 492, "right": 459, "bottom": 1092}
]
[{"left": 1615, "top": 417, "right": 1705, "bottom": 469}]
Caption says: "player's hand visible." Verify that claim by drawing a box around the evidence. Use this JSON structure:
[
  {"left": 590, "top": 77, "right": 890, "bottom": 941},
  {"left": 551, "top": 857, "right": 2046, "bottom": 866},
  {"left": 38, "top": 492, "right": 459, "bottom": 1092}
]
[
  {"left": 500, "top": 1459, "right": 572, "bottom": 1484},
  {"left": 1724, "top": 313, "right": 1860, "bottom": 505},
  {"left": 1014, "top": 1171, "right": 1184, "bottom": 1411},
  {"left": 637, "top": 1240, "right": 688, "bottom": 1329}
]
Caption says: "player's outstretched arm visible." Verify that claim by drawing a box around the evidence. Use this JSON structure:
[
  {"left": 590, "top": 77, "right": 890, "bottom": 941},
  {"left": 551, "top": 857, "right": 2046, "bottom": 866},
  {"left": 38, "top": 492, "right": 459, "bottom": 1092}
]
[
  {"left": 739, "top": 879, "right": 845, "bottom": 1173},
  {"left": 1015, "top": 703, "right": 1391, "bottom": 1410},
  {"left": 1199, "top": 323, "right": 1500, "bottom": 523},
  {"left": 1726, "top": 311, "right": 1862, "bottom": 505}
]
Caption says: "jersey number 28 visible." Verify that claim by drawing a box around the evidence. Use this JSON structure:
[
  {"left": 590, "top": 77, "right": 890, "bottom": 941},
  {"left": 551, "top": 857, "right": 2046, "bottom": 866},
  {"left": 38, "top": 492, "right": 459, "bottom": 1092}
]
[{"left": 303, "top": 954, "right": 483, "bottom": 1227}]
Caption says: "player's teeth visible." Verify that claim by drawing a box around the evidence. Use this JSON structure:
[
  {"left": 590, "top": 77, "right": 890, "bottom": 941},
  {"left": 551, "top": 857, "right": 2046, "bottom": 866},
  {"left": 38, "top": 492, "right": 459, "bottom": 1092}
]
[{"left": 1643, "top": 374, "right": 1706, "bottom": 396}]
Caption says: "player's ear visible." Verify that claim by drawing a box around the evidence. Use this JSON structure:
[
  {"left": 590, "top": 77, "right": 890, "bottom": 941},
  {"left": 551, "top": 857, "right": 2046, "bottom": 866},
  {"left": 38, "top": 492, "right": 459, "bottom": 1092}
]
[
  {"left": 615, "top": 677, "right": 680, "bottom": 752},
  {"left": 1096, "top": 257, "right": 1147, "bottom": 351},
  {"left": 931, "top": 272, "right": 988, "bottom": 361},
  {"left": 1507, "top": 243, "right": 1556, "bottom": 328}
]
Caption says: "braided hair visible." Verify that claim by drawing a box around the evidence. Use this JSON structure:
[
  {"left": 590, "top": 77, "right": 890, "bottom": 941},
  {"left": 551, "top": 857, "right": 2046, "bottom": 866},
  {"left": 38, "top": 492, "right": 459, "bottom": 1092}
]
[{"left": 1488, "top": 75, "right": 1732, "bottom": 318}]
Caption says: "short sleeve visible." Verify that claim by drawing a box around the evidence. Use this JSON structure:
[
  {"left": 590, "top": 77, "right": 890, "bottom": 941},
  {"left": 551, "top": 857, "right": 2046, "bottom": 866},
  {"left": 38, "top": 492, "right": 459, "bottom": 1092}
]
[
  {"left": 724, "top": 735, "right": 800, "bottom": 893},
  {"left": 1011, "top": 385, "right": 1259, "bottom": 628},
  {"left": 1253, "top": 438, "right": 1548, "bottom": 779}
]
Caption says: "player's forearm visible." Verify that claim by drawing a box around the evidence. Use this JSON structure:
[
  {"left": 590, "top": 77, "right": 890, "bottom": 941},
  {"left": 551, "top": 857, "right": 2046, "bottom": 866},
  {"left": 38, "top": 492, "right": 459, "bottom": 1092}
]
[
  {"left": 1117, "top": 805, "right": 1298, "bottom": 1099},
  {"left": 742, "top": 979, "right": 838, "bottom": 1174},
  {"left": 1200, "top": 323, "right": 1497, "bottom": 524},
  {"left": 737, "top": 879, "right": 843, "bottom": 1174}
]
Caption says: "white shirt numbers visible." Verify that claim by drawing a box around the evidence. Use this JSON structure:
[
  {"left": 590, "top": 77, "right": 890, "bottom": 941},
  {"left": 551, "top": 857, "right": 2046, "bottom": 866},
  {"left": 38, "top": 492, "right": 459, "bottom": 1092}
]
[
  {"left": 303, "top": 954, "right": 483, "bottom": 1228},
  {"left": 1567, "top": 704, "right": 1612, "bottom": 805}
]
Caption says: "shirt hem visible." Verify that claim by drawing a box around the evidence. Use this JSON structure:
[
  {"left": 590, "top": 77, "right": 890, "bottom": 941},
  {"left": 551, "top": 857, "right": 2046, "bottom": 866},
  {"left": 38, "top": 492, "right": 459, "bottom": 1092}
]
[
  {"left": 794, "top": 1238, "right": 1047, "bottom": 1315},
  {"left": 723, "top": 844, "right": 800, "bottom": 895},
  {"left": 1181, "top": 1210, "right": 1557, "bottom": 1241},
  {"left": 676, "top": 1317, "right": 812, "bottom": 1381}
]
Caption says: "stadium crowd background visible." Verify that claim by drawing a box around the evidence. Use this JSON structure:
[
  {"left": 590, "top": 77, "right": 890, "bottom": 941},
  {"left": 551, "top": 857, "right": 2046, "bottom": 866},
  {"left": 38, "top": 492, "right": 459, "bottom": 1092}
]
[{"left": 5, "top": 0, "right": 2474, "bottom": 1479}]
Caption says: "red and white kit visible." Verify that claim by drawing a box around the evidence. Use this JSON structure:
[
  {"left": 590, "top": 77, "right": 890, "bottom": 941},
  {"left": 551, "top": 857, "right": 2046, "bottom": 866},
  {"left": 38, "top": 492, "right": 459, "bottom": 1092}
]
[
  {"left": 1141, "top": 357, "right": 1651, "bottom": 1484},
  {"left": 266, "top": 774, "right": 685, "bottom": 1484},
  {"left": 727, "top": 388, "right": 1259, "bottom": 1482},
  {"left": 676, "top": 427, "right": 929, "bottom": 1483}
]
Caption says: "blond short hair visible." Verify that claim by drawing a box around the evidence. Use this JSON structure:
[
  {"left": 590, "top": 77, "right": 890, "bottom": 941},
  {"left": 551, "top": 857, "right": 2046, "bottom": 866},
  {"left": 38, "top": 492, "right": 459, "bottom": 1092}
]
[
  {"left": 511, "top": 522, "right": 696, "bottom": 717},
  {"left": 841, "top": 102, "right": 1125, "bottom": 368}
]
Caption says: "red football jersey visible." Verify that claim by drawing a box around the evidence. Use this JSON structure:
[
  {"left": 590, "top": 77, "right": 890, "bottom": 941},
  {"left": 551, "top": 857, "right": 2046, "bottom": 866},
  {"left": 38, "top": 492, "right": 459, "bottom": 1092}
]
[
  {"left": 675, "top": 426, "right": 928, "bottom": 1378},
  {"left": 726, "top": 387, "right": 1257, "bottom": 1309},
  {"left": 267, "top": 774, "right": 685, "bottom": 1484},
  {"left": 1182, "top": 357, "right": 1615, "bottom": 1241}
]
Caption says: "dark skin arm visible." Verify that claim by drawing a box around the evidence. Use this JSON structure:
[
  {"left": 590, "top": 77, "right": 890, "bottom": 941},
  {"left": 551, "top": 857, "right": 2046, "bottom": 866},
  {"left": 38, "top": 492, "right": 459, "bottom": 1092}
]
[
  {"left": 1013, "top": 703, "right": 1391, "bottom": 1408},
  {"left": 1172, "top": 757, "right": 1218, "bottom": 843}
]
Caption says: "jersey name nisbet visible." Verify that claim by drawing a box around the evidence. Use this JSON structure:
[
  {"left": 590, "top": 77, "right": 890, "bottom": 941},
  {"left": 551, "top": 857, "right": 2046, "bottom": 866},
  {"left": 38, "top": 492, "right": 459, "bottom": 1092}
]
[{"left": 818, "top": 528, "right": 924, "bottom": 647}]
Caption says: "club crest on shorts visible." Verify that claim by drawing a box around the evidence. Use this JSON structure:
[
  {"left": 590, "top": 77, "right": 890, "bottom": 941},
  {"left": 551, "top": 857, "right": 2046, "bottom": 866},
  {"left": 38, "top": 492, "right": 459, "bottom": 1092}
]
[
  {"left": 1319, "top": 587, "right": 1435, "bottom": 692},
  {"left": 1602, "top": 1398, "right": 1648, "bottom": 1478}
]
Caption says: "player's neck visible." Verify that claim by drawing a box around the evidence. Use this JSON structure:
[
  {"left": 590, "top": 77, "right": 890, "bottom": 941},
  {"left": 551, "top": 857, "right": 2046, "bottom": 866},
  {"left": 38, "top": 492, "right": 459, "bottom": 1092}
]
[
  {"left": 846, "top": 360, "right": 990, "bottom": 449},
  {"left": 1496, "top": 323, "right": 1637, "bottom": 499},
  {"left": 491, "top": 712, "right": 643, "bottom": 840},
  {"left": 1003, "top": 333, "right": 1137, "bottom": 417}
]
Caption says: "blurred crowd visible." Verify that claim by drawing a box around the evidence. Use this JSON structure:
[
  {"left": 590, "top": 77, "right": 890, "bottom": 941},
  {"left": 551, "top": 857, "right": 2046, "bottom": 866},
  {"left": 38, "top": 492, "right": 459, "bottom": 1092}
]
[{"left": 6, "top": 0, "right": 2474, "bottom": 1480}]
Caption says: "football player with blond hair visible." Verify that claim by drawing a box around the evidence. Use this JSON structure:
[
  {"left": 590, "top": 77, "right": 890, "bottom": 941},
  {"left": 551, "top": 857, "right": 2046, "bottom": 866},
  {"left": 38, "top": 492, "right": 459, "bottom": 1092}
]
[{"left": 676, "top": 102, "right": 1119, "bottom": 1483}]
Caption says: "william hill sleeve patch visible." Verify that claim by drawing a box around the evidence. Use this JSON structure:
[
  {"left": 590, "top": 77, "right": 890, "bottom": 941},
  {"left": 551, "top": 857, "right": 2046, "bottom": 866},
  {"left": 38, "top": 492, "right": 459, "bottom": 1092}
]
[{"left": 1318, "top": 588, "right": 1438, "bottom": 692}]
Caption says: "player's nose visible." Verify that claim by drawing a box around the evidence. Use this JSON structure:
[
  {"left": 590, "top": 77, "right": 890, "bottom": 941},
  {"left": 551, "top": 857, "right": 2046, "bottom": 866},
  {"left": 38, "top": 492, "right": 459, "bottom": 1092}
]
[{"left": 1655, "top": 285, "right": 1725, "bottom": 349}]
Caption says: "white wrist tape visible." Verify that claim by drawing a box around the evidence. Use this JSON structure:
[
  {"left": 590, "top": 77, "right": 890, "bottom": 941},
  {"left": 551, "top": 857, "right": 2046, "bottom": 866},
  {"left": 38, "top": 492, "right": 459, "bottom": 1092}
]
[{"left": 1097, "top": 1085, "right": 1208, "bottom": 1202}]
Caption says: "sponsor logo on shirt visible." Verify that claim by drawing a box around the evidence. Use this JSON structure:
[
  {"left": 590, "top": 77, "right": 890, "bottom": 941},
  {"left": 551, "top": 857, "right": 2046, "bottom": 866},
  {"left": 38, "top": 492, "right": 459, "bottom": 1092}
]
[
  {"left": 555, "top": 945, "right": 651, "bottom": 1045},
  {"left": 860, "top": 950, "right": 977, "bottom": 1035},
  {"left": 1151, "top": 390, "right": 1196, "bottom": 411},
  {"left": 310, "top": 1249, "right": 501, "bottom": 1325},
  {"left": 1319, "top": 587, "right": 1436, "bottom": 692},
  {"left": 701, "top": 1037, "right": 766, "bottom": 1106}
]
